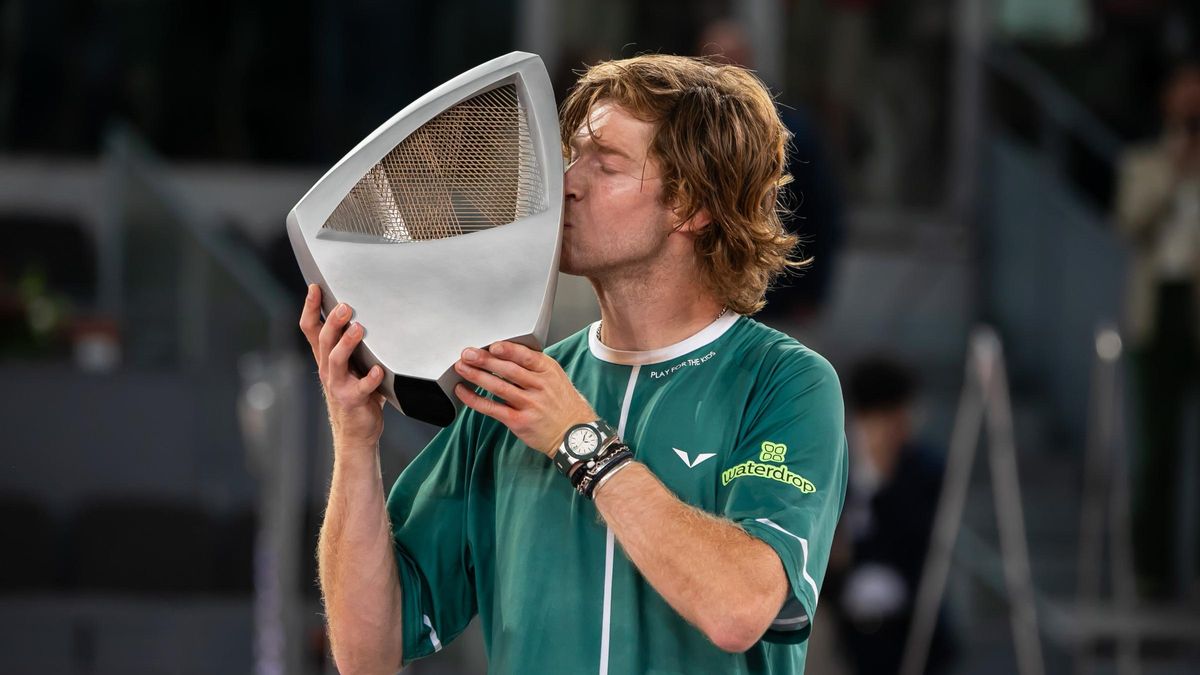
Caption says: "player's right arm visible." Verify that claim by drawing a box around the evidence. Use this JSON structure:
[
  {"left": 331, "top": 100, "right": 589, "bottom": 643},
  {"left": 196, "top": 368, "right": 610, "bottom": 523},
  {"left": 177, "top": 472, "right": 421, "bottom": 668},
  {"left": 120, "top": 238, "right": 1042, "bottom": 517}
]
[{"left": 299, "top": 284, "right": 404, "bottom": 674}]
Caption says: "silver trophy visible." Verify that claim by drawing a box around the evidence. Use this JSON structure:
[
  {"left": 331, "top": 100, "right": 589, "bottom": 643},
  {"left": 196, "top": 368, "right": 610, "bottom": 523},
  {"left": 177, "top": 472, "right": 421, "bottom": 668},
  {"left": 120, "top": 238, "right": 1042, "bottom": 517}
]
[{"left": 287, "top": 52, "right": 563, "bottom": 426}]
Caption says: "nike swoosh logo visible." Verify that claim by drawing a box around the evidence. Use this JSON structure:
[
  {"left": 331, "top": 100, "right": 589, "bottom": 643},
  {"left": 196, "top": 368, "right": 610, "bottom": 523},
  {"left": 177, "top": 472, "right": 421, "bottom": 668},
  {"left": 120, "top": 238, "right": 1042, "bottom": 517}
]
[{"left": 674, "top": 448, "right": 717, "bottom": 468}]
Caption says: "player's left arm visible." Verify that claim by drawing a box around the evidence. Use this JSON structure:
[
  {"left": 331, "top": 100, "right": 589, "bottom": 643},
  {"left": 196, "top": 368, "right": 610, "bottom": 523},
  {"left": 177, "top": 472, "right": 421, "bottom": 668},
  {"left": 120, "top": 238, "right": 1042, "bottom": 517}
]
[
  {"left": 590, "top": 461, "right": 791, "bottom": 653},
  {"left": 453, "top": 340, "right": 844, "bottom": 653}
]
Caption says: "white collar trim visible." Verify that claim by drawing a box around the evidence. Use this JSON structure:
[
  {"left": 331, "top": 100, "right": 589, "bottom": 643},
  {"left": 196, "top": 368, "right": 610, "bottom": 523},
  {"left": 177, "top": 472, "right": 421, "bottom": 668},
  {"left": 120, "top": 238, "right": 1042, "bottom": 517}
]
[{"left": 587, "top": 311, "right": 741, "bottom": 365}]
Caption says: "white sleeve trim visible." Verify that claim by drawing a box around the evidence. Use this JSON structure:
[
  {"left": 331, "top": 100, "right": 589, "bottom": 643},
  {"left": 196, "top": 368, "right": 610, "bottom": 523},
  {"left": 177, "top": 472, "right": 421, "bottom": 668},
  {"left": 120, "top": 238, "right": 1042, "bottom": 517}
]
[
  {"left": 770, "top": 594, "right": 811, "bottom": 630},
  {"left": 755, "top": 517, "right": 821, "bottom": 606},
  {"left": 422, "top": 614, "right": 443, "bottom": 652}
]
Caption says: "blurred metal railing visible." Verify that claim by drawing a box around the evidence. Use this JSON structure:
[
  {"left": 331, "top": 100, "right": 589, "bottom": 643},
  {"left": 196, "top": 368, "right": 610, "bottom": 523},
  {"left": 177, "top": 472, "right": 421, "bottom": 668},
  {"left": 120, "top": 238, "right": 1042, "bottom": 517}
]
[
  {"left": 976, "top": 38, "right": 1200, "bottom": 667},
  {"left": 104, "top": 126, "right": 311, "bottom": 675},
  {"left": 973, "top": 26, "right": 1130, "bottom": 474},
  {"left": 949, "top": 0, "right": 1122, "bottom": 221},
  {"left": 1061, "top": 325, "right": 1200, "bottom": 672},
  {"left": 906, "top": 323, "right": 1200, "bottom": 673},
  {"left": 1073, "top": 325, "right": 1138, "bottom": 675},
  {"left": 103, "top": 125, "right": 295, "bottom": 363},
  {"left": 901, "top": 326, "right": 1044, "bottom": 675},
  {"left": 983, "top": 44, "right": 1123, "bottom": 172}
]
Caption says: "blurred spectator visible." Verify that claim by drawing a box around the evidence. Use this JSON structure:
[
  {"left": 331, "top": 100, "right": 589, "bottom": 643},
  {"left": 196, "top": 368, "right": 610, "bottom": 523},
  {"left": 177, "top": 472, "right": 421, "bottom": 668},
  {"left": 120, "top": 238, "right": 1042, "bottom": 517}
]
[
  {"left": 827, "top": 356, "right": 955, "bottom": 675},
  {"left": 695, "top": 18, "right": 845, "bottom": 329},
  {"left": 1116, "top": 58, "right": 1200, "bottom": 599}
]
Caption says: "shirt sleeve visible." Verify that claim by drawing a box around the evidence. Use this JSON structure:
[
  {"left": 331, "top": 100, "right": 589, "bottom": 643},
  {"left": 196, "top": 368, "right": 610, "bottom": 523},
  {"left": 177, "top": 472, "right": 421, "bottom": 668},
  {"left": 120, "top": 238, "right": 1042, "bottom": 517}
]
[
  {"left": 386, "top": 410, "right": 481, "bottom": 665},
  {"left": 718, "top": 347, "right": 849, "bottom": 645}
]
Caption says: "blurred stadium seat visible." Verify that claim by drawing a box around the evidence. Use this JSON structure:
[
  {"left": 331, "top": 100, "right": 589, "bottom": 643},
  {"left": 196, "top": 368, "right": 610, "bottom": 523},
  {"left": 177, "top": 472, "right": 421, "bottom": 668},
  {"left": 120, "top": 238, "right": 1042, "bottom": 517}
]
[
  {"left": 70, "top": 498, "right": 219, "bottom": 594},
  {"left": 0, "top": 493, "right": 60, "bottom": 591}
]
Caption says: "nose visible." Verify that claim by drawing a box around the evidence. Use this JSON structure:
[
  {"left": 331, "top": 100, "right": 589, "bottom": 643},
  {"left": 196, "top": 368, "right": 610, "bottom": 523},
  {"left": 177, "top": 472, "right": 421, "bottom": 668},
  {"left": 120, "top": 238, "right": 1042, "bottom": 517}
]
[{"left": 563, "top": 159, "right": 582, "bottom": 202}]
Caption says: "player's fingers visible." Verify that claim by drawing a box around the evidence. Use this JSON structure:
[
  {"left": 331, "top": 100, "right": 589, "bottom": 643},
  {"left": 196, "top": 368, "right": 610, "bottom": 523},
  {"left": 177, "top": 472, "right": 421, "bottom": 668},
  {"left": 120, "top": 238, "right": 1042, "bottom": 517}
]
[
  {"left": 461, "top": 347, "right": 539, "bottom": 389},
  {"left": 327, "top": 321, "right": 364, "bottom": 388},
  {"left": 298, "top": 285, "right": 323, "bottom": 357},
  {"left": 318, "top": 303, "right": 353, "bottom": 373},
  {"left": 356, "top": 364, "right": 386, "bottom": 397},
  {"left": 454, "top": 359, "right": 530, "bottom": 407},
  {"left": 454, "top": 383, "right": 513, "bottom": 424},
  {"left": 488, "top": 341, "right": 546, "bottom": 372}
]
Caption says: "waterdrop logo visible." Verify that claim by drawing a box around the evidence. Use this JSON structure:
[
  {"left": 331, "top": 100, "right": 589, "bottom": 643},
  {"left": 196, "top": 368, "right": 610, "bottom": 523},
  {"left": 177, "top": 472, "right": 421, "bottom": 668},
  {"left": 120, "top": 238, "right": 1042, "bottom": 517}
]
[{"left": 759, "top": 441, "right": 787, "bottom": 463}]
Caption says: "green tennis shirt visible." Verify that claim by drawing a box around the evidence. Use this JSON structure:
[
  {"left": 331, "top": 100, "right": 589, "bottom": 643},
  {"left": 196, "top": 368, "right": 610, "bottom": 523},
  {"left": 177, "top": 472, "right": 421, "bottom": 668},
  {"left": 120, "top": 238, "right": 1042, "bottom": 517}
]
[{"left": 386, "top": 314, "right": 848, "bottom": 674}]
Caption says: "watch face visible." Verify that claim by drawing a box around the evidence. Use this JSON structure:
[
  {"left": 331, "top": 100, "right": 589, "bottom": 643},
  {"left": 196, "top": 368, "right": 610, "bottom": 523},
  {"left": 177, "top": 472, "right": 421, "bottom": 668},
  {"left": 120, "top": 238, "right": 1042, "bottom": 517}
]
[{"left": 567, "top": 427, "right": 600, "bottom": 458}]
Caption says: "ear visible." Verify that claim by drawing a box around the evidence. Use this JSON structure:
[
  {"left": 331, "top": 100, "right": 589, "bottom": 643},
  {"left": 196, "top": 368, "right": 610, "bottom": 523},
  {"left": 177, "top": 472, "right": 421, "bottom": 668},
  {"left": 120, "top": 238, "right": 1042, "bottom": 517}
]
[{"left": 672, "top": 206, "right": 712, "bottom": 235}]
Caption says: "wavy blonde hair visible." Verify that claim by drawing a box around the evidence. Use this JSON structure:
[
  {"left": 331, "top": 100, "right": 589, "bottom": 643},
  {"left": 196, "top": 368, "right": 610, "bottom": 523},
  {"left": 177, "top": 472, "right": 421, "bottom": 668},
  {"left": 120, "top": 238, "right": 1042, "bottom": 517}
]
[{"left": 560, "top": 54, "right": 808, "bottom": 315}]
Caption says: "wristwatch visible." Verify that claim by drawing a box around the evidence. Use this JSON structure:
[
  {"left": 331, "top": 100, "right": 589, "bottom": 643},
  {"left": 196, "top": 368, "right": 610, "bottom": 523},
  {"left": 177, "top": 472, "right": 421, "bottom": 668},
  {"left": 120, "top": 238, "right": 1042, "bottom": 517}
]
[{"left": 553, "top": 419, "right": 620, "bottom": 479}]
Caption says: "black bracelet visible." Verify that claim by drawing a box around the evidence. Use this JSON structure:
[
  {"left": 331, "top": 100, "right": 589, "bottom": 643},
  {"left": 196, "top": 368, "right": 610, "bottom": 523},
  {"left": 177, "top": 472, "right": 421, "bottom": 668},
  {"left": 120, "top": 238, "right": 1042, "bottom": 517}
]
[
  {"left": 588, "top": 454, "right": 635, "bottom": 499},
  {"left": 577, "top": 446, "right": 633, "bottom": 499},
  {"left": 567, "top": 438, "right": 625, "bottom": 489}
]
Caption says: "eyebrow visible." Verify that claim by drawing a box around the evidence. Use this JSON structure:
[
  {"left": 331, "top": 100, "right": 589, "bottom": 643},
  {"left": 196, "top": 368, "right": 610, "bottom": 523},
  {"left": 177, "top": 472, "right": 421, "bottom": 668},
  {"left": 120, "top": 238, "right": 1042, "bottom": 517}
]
[{"left": 569, "top": 134, "right": 638, "bottom": 162}]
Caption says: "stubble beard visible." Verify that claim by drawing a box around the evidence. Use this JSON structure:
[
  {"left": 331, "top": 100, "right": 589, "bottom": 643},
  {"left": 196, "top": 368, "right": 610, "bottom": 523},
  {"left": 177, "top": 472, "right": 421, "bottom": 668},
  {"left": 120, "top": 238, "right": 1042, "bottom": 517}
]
[{"left": 560, "top": 225, "right": 669, "bottom": 290}]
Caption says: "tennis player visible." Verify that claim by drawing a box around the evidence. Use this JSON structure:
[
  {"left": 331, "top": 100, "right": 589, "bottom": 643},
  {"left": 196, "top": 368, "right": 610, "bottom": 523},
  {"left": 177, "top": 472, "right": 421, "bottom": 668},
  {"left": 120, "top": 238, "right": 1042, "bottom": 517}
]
[{"left": 300, "top": 54, "right": 848, "bottom": 674}]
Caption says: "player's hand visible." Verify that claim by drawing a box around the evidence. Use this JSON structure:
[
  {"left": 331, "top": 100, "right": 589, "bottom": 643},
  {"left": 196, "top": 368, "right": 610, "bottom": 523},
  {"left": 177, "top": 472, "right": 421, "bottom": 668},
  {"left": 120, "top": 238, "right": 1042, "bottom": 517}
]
[
  {"left": 298, "top": 284, "right": 386, "bottom": 452},
  {"left": 453, "top": 341, "right": 596, "bottom": 458}
]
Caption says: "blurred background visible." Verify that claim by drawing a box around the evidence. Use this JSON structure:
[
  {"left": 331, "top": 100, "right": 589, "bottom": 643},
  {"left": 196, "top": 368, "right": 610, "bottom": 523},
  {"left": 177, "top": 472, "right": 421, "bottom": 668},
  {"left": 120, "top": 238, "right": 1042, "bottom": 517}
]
[{"left": 2, "top": 0, "right": 1200, "bottom": 673}]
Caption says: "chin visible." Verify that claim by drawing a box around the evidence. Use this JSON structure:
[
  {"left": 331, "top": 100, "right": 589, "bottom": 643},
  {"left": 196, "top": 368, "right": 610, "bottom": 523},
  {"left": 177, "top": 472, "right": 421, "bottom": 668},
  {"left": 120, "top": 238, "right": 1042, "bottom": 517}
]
[
  {"left": 558, "top": 243, "right": 590, "bottom": 276},
  {"left": 559, "top": 258, "right": 586, "bottom": 276},
  {"left": 559, "top": 255, "right": 602, "bottom": 278}
]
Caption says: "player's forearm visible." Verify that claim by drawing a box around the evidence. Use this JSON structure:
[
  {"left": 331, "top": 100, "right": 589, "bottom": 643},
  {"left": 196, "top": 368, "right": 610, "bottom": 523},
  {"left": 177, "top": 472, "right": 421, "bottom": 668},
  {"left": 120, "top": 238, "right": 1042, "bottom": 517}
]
[
  {"left": 594, "top": 462, "right": 788, "bottom": 653},
  {"left": 318, "top": 444, "right": 405, "bottom": 673}
]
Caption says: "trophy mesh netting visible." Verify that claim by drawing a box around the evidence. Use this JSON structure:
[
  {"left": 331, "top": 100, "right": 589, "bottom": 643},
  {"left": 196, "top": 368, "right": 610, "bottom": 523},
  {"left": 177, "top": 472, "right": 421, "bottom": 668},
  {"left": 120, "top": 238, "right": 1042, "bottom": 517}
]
[{"left": 323, "top": 84, "right": 547, "bottom": 242}]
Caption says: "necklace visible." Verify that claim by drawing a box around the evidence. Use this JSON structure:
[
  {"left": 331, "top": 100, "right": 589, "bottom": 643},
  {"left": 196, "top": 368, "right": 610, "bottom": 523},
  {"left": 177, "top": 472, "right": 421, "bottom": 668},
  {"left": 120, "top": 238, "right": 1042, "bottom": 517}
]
[{"left": 595, "top": 306, "right": 729, "bottom": 344}]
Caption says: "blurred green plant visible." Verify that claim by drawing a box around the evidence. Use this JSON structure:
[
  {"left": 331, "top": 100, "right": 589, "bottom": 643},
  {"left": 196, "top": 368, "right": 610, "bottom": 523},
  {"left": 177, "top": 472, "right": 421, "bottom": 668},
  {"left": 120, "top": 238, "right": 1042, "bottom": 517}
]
[{"left": 0, "top": 263, "right": 74, "bottom": 359}]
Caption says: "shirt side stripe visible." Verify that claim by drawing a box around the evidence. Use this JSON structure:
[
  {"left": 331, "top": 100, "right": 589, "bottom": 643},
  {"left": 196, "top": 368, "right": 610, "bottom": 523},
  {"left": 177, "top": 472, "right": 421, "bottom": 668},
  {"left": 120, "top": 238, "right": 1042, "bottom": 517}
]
[
  {"left": 617, "top": 364, "right": 639, "bottom": 435},
  {"left": 600, "top": 364, "right": 640, "bottom": 675}
]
